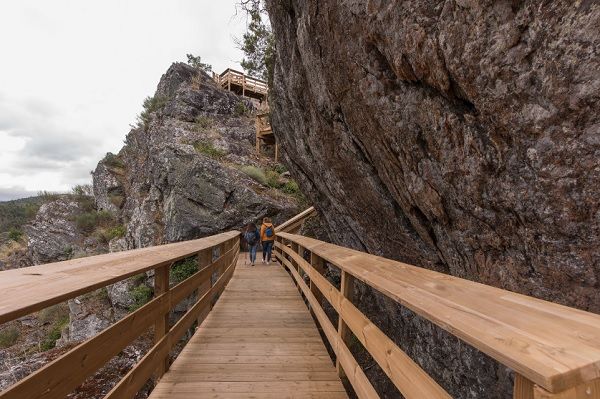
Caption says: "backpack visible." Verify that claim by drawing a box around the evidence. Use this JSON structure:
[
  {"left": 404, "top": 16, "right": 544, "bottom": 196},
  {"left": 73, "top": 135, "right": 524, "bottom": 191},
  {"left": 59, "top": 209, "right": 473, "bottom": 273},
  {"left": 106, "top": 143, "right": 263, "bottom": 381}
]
[
  {"left": 244, "top": 230, "right": 259, "bottom": 246},
  {"left": 265, "top": 225, "right": 274, "bottom": 238}
]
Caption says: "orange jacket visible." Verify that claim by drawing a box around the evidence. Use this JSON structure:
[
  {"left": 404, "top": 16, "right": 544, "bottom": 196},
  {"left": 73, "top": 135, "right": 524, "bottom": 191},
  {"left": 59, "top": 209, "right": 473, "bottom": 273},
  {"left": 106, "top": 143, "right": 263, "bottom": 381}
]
[{"left": 260, "top": 223, "right": 276, "bottom": 242}]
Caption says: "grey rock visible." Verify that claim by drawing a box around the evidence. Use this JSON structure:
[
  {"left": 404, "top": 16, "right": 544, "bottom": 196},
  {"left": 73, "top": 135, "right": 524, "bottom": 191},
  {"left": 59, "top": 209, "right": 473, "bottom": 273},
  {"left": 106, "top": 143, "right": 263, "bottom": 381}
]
[{"left": 266, "top": 1, "right": 600, "bottom": 397}]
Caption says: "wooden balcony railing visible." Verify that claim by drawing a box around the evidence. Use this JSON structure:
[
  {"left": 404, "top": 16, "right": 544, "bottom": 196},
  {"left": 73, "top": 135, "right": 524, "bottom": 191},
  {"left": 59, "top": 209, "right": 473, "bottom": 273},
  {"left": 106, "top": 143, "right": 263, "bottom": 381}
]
[
  {"left": 214, "top": 68, "right": 268, "bottom": 97},
  {"left": 0, "top": 231, "right": 240, "bottom": 399},
  {"left": 274, "top": 233, "right": 600, "bottom": 399}
]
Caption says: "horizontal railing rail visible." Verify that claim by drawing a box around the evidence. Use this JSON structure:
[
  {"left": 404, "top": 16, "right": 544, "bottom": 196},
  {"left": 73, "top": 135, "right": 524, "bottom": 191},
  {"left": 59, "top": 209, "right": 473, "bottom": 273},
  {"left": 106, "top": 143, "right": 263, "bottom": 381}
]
[
  {"left": 274, "top": 233, "right": 600, "bottom": 399},
  {"left": 0, "top": 232, "right": 240, "bottom": 399},
  {"left": 276, "top": 206, "right": 316, "bottom": 234}
]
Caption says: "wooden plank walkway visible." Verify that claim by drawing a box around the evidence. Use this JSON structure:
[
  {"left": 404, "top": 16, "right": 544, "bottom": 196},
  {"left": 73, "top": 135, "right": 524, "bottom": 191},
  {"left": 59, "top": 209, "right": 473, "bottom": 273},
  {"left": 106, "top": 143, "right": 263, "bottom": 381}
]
[{"left": 149, "top": 257, "right": 348, "bottom": 399}]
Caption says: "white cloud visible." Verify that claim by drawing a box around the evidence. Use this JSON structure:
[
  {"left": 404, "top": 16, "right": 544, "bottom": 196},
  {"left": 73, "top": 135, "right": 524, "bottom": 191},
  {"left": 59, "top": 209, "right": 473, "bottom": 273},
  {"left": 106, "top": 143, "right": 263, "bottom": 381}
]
[{"left": 0, "top": 0, "right": 248, "bottom": 200}]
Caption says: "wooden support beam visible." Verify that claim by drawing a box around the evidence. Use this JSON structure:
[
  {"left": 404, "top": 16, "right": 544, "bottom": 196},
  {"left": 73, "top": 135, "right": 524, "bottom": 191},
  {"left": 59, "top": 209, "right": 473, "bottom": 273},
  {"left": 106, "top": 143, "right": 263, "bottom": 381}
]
[
  {"left": 154, "top": 264, "right": 171, "bottom": 378},
  {"left": 196, "top": 248, "right": 212, "bottom": 326},
  {"left": 337, "top": 270, "right": 355, "bottom": 377},
  {"left": 275, "top": 140, "right": 279, "bottom": 162},
  {"left": 310, "top": 253, "right": 325, "bottom": 318},
  {"left": 534, "top": 378, "right": 600, "bottom": 399},
  {"left": 514, "top": 374, "right": 535, "bottom": 399}
]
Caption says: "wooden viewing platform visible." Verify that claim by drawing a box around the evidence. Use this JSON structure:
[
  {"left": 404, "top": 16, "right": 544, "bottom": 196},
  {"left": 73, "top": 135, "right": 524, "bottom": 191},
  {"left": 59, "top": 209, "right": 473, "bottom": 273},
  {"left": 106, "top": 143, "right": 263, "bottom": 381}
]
[
  {"left": 214, "top": 68, "right": 278, "bottom": 161},
  {"left": 0, "top": 207, "right": 600, "bottom": 399}
]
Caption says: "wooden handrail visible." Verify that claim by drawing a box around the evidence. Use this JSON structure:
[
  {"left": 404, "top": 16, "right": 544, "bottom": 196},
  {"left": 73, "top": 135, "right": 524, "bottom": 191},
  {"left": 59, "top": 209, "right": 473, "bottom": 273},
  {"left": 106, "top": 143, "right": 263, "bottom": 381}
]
[
  {"left": 276, "top": 206, "right": 316, "bottom": 234},
  {"left": 0, "top": 232, "right": 240, "bottom": 398},
  {"left": 274, "top": 233, "right": 600, "bottom": 399}
]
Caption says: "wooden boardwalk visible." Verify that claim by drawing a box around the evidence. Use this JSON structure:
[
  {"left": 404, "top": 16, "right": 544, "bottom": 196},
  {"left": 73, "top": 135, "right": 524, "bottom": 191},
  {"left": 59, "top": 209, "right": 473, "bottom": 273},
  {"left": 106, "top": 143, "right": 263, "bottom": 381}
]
[{"left": 149, "top": 258, "right": 348, "bottom": 399}]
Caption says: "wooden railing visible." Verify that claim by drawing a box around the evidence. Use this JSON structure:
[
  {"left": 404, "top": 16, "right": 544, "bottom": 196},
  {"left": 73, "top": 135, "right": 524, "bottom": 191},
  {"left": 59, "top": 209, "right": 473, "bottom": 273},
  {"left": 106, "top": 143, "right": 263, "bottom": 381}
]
[
  {"left": 274, "top": 233, "right": 600, "bottom": 399},
  {"left": 214, "top": 68, "right": 268, "bottom": 97},
  {"left": 0, "top": 231, "right": 240, "bottom": 398},
  {"left": 276, "top": 206, "right": 316, "bottom": 234}
]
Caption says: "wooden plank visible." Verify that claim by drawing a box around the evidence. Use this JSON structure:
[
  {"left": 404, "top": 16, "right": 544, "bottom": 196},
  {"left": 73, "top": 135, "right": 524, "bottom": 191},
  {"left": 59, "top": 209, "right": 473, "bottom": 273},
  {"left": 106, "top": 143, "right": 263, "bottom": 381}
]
[
  {"left": 337, "top": 270, "right": 355, "bottom": 376},
  {"left": 154, "top": 264, "right": 170, "bottom": 377},
  {"left": 105, "top": 249, "right": 238, "bottom": 399},
  {"left": 515, "top": 373, "right": 535, "bottom": 399},
  {"left": 0, "top": 231, "right": 240, "bottom": 324},
  {"left": 0, "top": 293, "right": 170, "bottom": 399},
  {"left": 148, "top": 262, "right": 348, "bottom": 399},
  {"left": 534, "top": 377, "right": 600, "bottom": 398},
  {"left": 278, "top": 232, "right": 600, "bottom": 393},
  {"left": 278, "top": 244, "right": 451, "bottom": 399}
]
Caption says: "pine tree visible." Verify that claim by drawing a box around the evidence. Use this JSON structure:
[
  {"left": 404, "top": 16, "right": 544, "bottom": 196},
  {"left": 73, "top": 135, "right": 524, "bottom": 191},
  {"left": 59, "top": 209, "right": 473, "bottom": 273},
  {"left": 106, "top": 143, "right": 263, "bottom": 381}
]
[
  {"left": 186, "top": 54, "right": 213, "bottom": 74},
  {"left": 238, "top": 2, "right": 274, "bottom": 82}
]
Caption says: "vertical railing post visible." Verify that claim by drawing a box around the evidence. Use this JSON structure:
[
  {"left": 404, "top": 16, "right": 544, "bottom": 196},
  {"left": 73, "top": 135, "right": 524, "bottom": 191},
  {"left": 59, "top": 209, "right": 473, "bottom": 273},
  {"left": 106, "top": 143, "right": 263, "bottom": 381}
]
[
  {"left": 154, "top": 263, "right": 171, "bottom": 378},
  {"left": 336, "top": 270, "right": 355, "bottom": 377},
  {"left": 196, "top": 248, "right": 212, "bottom": 327},
  {"left": 513, "top": 374, "right": 534, "bottom": 399},
  {"left": 309, "top": 253, "right": 325, "bottom": 316}
]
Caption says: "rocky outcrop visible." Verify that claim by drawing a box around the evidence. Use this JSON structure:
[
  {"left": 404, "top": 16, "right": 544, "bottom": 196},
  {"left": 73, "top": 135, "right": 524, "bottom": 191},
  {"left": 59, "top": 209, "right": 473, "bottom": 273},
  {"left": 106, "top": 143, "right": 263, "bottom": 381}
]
[
  {"left": 93, "top": 62, "right": 300, "bottom": 249},
  {"left": 267, "top": 1, "right": 600, "bottom": 397}
]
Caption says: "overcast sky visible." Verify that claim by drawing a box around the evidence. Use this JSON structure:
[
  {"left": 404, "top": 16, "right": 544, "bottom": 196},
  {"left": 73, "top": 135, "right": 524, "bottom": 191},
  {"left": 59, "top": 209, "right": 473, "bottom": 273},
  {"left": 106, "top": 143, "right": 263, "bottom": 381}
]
[{"left": 0, "top": 0, "right": 247, "bottom": 201}]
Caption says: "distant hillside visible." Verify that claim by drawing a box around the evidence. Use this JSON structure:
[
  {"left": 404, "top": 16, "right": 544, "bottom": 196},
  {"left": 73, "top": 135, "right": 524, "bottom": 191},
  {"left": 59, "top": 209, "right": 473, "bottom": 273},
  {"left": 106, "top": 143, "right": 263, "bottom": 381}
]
[{"left": 0, "top": 196, "right": 50, "bottom": 235}]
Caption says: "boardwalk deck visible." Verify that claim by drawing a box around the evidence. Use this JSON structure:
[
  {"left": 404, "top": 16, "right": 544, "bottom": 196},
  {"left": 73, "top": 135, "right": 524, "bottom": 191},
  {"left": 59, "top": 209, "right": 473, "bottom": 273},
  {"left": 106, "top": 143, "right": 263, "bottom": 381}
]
[{"left": 149, "top": 258, "right": 348, "bottom": 399}]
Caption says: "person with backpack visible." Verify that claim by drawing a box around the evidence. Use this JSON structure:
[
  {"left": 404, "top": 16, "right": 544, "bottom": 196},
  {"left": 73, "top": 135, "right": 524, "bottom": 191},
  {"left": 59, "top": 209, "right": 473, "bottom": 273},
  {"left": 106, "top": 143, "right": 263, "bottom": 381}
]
[
  {"left": 243, "top": 223, "right": 260, "bottom": 266},
  {"left": 260, "top": 217, "right": 276, "bottom": 264}
]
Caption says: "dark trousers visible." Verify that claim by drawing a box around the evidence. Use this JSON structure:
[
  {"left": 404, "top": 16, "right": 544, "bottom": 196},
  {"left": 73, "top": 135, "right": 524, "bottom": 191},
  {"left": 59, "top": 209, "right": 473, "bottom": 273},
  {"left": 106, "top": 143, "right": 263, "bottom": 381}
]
[{"left": 262, "top": 241, "right": 274, "bottom": 261}]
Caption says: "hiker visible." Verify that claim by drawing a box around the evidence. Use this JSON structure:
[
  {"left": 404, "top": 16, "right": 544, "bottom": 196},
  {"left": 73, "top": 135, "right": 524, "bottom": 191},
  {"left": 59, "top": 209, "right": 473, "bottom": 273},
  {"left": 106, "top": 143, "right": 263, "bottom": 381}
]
[
  {"left": 260, "top": 217, "right": 276, "bottom": 264},
  {"left": 243, "top": 223, "right": 260, "bottom": 266}
]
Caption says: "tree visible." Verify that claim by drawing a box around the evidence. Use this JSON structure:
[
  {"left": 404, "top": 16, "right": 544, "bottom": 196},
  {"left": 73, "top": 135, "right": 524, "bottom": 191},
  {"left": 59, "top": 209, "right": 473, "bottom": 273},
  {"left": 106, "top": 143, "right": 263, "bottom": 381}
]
[
  {"left": 186, "top": 54, "right": 213, "bottom": 74},
  {"left": 237, "top": 1, "right": 274, "bottom": 82}
]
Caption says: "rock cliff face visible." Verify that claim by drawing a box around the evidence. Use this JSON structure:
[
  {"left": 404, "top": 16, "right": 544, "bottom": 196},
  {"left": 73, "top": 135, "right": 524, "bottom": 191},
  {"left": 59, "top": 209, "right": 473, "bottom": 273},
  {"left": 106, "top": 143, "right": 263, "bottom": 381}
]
[
  {"left": 93, "top": 62, "right": 299, "bottom": 250},
  {"left": 266, "top": 1, "right": 600, "bottom": 397}
]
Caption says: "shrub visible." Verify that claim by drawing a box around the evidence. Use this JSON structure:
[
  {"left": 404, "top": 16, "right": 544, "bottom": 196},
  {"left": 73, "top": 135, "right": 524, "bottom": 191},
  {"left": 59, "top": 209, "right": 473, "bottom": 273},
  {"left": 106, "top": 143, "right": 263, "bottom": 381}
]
[
  {"left": 0, "top": 328, "right": 19, "bottom": 348},
  {"left": 136, "top": 95, "right": 169, "bottom": 129},
  {"left": 37, "top": 191, "right": 61, "bottom": 201},
  {"left": 194, "top": 115, "right": 213, "bottom": 130},
  {"left": 103, "top": 153, "right": 124, "bottom": 169},
  {"left": 171, "top": 257, "right": 198, "bottom": 284},
  {"left": 282, "top": 180, "right": 300, "bottom": 195},
  {"left": 75, "top": 210, "right": 114, "bottom": 234},
  {"left": 96, "top": 225, "right": 126, "bottom": 243},
  {"left": 194, "top": 141, "right": 226, "bottom": 159},
  {"left": 240, "top": 166, "right": 267, "bottom": 185},
  {"left": 7, "top": 227, "right": 22, "bottom": 242},
  {"left": 109, "top": 193, "right": 125, "bottom": 208},
  {"left": 234, "top": 102, "right": 249, "bottom": 116},
  {"left": 266, "top": 170, "right": 281, "bottom": 188},
  {"left": 129, "top": 284, "right": 153, "bottom": 311},
  {"left": 273, "top": 164, "right": 287, "bottom": 174},
  {"left": 40, "top": 315, "right": 68, "bottom": 351},
  {"left": 71, "top": 184, "right": 93, "bottom": 197}
]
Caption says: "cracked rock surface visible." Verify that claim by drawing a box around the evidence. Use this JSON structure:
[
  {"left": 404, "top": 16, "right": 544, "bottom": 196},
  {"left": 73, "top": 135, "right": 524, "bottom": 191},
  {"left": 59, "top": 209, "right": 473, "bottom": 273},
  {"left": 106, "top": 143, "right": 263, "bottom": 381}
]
[{"left": 267, "top": 1, "right": 600, "bottom": 397}]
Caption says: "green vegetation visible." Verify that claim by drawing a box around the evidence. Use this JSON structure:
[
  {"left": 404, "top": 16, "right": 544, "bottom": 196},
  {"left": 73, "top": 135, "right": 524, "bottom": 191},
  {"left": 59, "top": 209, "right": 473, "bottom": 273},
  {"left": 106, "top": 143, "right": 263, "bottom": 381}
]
[
  {"left": 0, "top": 327, "right": 19, "bottom": 348},
  {"left": 0, "top": 196, "right": 45, "bottom": 236},
  {"left": 273, "top": 164, "right": 287, "bottom": 174},
  {"left": 103, "top": 153, "right": 125, "bottom": 169},
  {"left": 129, "top": 284, "right": 153, "bottom": 311},
  {"left": 186, "top": 54, "right": 213, "bottom": 73},
  {"left": 170, "top": 257, "right": 198, "bottom": 285},
  {"left": 237, "top": 0, "right": 274, "bottom": 82},
  {"left": 234, "top": 102, "right": 249, "bottom": 116},
  {"left": 194, "top": 141, "right": 226, "bottom": 159},
  {"left": 75, "top": 210, "right": 114, "bottom": 234},
  {"left": 71, "top": 184, "right": 93, "bottom": 197},
  {"left": 136, "top": 95, "right": 169, "bottom": 129},
  {"left": 282, "top": 180, "right": 300, "bottom": 195},
  {"left": 40, "top": 314, "right": 69, "bottom": 351},
  {"left": 7, "top": 227, "right": 22, "bottom": 242},
  {"left": 266, "top": 170, "right": 281, "bottom": 188},
  {"left": 194, "top": 115, "right": 214, "bottom": 130},
  {"left": 96, "top": 224, "right": 126, "bottom": 244},
  {"left": 240, "top": 166, "right": 267, "bottom": 185},
  {"left": 37, "top": 191, "right": 61, "bottom": 201}
]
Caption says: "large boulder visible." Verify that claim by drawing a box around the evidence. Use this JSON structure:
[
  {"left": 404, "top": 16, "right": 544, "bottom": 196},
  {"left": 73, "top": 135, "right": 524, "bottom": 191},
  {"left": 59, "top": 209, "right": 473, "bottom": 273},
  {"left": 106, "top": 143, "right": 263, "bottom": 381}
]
[
  {"left": 93, "top": 63, "right": 300, "bottom": 249},
  {"left": 266, "top": 1, "right": 600, "bottom": 397}
]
